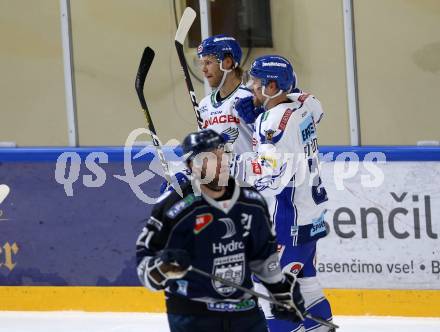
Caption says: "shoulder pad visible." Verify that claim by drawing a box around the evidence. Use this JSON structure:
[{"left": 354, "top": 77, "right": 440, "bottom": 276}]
[
  {"left": 242, "top": 188, "right": 266, "bottom": 203},
  {"left": 166, "top": 193, "right": 201, "bottom": 219},
  {"left": 199, "top": 94, "right": 212, "bottom": 107},
  {"left": 287, "top": 92, "right": 324, "bottom": 124},
  {"left": 236, "top": 85, "right": 254, "bottom": 97},
  {"left": 287, "top": 92, "right": 312, "bottom": 103},
  {"left": 238, "top": 85, "right": 252, "bottom": 93}
]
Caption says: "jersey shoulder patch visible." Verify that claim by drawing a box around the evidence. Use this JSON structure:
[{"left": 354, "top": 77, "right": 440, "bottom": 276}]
[
  {"left": 299, "top": 113, "right": 317, "bottom": 144},
  {"left": 166, "top": 193, "right": 201, "bottom": 219},
  {"left": 287, "top": 92, "right": 311, "bottom": 103},
  {"left": 242, "top": 188, "right": 266, "bottom": 204},
  {"left": 297, "top": 93, "right": 311, "bottom": 103}
]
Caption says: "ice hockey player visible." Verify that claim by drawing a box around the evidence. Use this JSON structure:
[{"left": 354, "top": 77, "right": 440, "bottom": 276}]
[
  {"left": 161, "top": 34, "right": 254, "bottom": 193},
  {"left": 241, "top": 55, "right": 334, "bottom": 332},
  {"left": 196, "top": 34, "right": 254, "bottom": 156},
  {"left": 136, "top": 129, "right": 306, "bottom": 332},
  {"left": 235, "top": 69, "right": 324, "bottom": 127}
]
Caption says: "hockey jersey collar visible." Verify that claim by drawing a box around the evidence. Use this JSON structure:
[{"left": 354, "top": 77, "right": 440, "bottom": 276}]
[
  {"left": 210, "top": 83, "right": 241, "bottom": 108},
  {"left": 200, "top": 178, "right": 240, "bottom": 215}
]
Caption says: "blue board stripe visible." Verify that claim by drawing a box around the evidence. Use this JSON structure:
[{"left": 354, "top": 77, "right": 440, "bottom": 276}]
[{"left": 0, "top": 146, "right": 439, "bottom": 162}]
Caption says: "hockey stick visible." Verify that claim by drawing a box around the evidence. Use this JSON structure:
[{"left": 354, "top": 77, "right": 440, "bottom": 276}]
[
  {"left": 174, "top": 7, "right": 203, "bottom": 129},
  {"left": 190, "top": 266, "right": 339, "bottom": 330},
  {"left": 135, "top": 47, "right": 182, "bottom": 196}
]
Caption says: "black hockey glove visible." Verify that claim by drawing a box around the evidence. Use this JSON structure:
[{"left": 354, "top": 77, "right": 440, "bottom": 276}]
[
  {"left": 265, "top": 273, "right": 306, "bottom": 323},
  {"left": 157, "top": 248, "right": 191, "bottom": 279}
]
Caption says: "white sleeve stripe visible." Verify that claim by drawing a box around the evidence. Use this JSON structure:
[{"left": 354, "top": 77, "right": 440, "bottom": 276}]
[{"left": 144, "top": 231, "right": 154, "bottom": 249}]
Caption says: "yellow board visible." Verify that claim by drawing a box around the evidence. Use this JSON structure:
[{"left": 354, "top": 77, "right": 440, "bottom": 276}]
[
  {"left": 0, "top": 287, "right": 439, "bottom": 317},
  {"left": 324, "top": 289, "right": 440, "bottom": 317}
]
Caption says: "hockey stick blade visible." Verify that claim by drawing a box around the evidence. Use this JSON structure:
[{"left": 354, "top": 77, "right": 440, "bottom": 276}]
[
  {"left": 175, "top": 7, "right": 196, "bottom": 44},
  {"left": 175, "top": 7, "right": 203, "bottom": 129},
  {"left": 190, "top": 266, "right": 339, "bottom": 330},
  {"left": 135, "top": 47, "right": 155, "bottom": 111}
]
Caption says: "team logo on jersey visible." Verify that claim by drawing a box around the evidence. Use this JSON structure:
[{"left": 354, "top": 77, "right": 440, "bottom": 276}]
[
  {"left": 212, "top": 253, "right": 245, "bottom": 296},
  {"left": 260, "top": 128, "right": 283, "bottom": 144},
  {"left": 219, "top": 218, "right": 236, "bottom": 239},
  {"left": 194, "top": 213, "right": 214, "bottom": 234},
  {"left": 264, "top": 129, "right": 275, "bottom": 142},
  {"left": 282, "top": 262, "right": 304, "bottom": 276},
  {"left": 220, "top": 127, "right": 239, "bottom": 144}
]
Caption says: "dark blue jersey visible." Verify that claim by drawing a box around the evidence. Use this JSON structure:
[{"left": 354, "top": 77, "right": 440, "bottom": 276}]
[{"left": 136, "top": 178, "right": 284, "bottom": 315}]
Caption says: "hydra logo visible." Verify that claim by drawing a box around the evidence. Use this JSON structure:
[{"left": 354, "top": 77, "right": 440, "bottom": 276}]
[
  {"left": 212, "top": 240, "right": 244, "bottom": 255},
  {"left": 220, "top": 218, "right": 236, "bottom": 239},
  {"left": 0, "top": 185, "right": 10, "bottom": 204}
]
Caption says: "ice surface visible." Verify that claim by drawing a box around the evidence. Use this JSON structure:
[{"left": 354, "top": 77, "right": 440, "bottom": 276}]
[{"left": 0, "top": 312, "right": 440, "bottom": 332}]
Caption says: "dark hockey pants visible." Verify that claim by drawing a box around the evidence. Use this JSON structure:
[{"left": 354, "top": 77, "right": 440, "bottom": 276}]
[{"left": 167, "top": 308, "right": 268, "bottom": 332}]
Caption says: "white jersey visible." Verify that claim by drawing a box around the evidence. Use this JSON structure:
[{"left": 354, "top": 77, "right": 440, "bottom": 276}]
[
  {"left": 244, "top": 95, "right": 328, "bottom": 246},
  {"left": 198, "top": 84, "right": 254, "bottom": 155},
  {"left": 287, "top": 92, "right": 324, "bottom": 125},
  {"left": 166, "top": 85, "right": 254, "bottom": 187}
]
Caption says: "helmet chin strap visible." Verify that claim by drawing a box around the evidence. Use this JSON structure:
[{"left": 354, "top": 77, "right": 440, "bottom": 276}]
[
  {"left": 216, "top": 60, "right": 234, "bottom": 92},
  {"left": 262, "top": 86, "right": 283, "bottom": 109}
]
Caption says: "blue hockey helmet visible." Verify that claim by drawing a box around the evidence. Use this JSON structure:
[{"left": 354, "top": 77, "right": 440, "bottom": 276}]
[
  {"left": 181, "top": 129, "right": 225, "bottom": 162},
  {"left": 249, "top": 55, "right": 297, "bottom": 92},
  {"left": 197, "top": 34, "right": 242, "bottom": 67}
]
